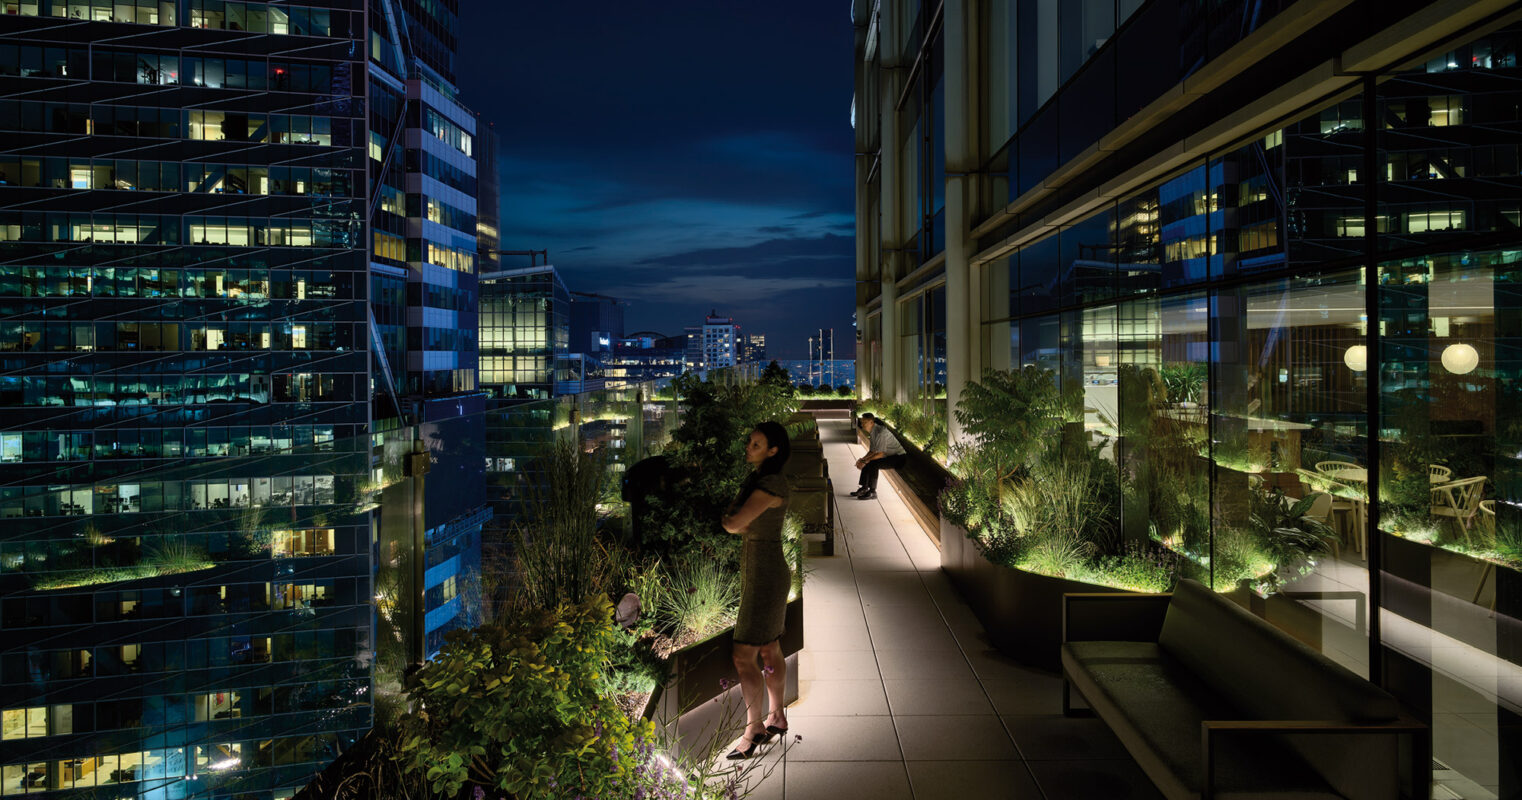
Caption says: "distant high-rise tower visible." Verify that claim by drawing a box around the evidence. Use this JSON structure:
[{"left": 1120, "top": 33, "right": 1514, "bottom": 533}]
[
  {"left": 686, "top": 310, "right": 741, "bottom": 371},
  {"left": 743, "top": 333, "right": 768, "bottom": 364}
]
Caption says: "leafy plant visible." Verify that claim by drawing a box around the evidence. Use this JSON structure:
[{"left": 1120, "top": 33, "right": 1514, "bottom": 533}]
[
  {"left": 394, "top": 595, "right": 654, "bottom": 799},
  {"left": 954, "top": 367, "right": 1075, "bottom": 493},
  {"left": 836, "top": 384, "right": 853, "bottom": 397},
  {"left": 633, "top": 372, "right": 796, "bottom": 566},
  {"left": 1159, "top": 361, "right": 1206, "bottom": 405}
]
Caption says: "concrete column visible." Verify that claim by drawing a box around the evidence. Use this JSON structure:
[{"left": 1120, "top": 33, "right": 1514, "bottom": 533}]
[
  {"left": 878, "top": 2, "right": 901, "bottom": 403},
  {"left": 943, "top": 0, "right": 975, "bottom": 446}
]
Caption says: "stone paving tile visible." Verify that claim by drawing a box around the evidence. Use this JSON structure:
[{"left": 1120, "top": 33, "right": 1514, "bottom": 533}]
[
  {"left": 800, "top": 624, "right": 874, "bottom": 651},
  {"left": 895, "top": 714, "right": 1020, "bottom": 761},
  {"left": 980, "top": 676, "right": 1066, "bottom": 716},
  {"left": 786, "top": 761, "right": 913, "bottom": 798},
  {"left": 873, "top": 646, "right": 976, "bottom": 681},
  {"left": 780, "top": 715, "right": 903, "bottom": 762},
  {"left": 905, "top": 760, "right": 1045, "bottom": 800},
  {"left": 791, "top": 678, "right": 891, "bottom": 717},
  {"left": 796, "top": 648, "right": 881, "bottom": 681},
  {"left": 1025, "top": 759, "right": 1166, "bottom": 800},
  {"left": 1001, "top": 714, "right": 1131, "bottom": 761},
  {"left": 883, "top": 678, "right": 996, "bottom": 716}
]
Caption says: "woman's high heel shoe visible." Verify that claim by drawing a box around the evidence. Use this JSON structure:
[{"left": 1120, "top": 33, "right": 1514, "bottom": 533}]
[
  {"left": 765, "top": 722, "right": 788, "bottom": 737},
  {"left": 725, "top": 732, "right": 769, "bottom": 760}
]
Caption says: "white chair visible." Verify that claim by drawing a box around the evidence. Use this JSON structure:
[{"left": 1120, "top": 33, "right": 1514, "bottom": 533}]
[
  {"left": 1316, "top": 460, "right": 1362, "bottom": 477},
  {"left": 1429, "top": 464, "right": 1453, "bottom": 484},
  {"left": 1431, "top": 476, "right": 1487, "bottom": 538}
]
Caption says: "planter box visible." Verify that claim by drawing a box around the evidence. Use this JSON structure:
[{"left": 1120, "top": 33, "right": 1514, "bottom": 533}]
[
  {"left": 655, "top": 596, "right": 804, "bottom": 721},
  {"left": 1382, "top": 530, "right": 1522, "bottom": 667},
  {"left": 940, "top": 518, "right": 1127, "bottom": 671}
]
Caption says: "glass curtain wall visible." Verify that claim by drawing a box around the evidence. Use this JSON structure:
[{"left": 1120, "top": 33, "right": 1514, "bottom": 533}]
[{"left": 978, "top": 24, "right": 1522, "bottom": 797}]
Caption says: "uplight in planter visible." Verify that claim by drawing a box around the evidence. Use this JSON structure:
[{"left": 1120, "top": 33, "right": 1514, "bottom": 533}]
[
  {"left": 1441, "top": 343, "right": 1479, "bottom": 375},
  {"left": 1343, "top": 345, "right": 1368, "bottom": 372}
]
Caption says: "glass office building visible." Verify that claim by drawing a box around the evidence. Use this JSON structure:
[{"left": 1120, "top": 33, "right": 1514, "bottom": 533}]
[
  {"left": 0, "top": 3, "right": 372, "bottom": 798},
  {"left": 479, "top": 265, "right": 570, "bottom": 403},
  {"left": 366, "top": 0, "right": 485, "bottom": 666},
  {"left": 854, "top": 1, "right": 1522, "bottom": 796}
]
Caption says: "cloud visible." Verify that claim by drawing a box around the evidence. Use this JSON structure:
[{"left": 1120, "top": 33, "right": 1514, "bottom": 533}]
[
  {"left": 601, "top": 274, "right": 854, "bottom": 305},
  {"left": 636, "top": 233, "right": 853, "bottom": 269}
]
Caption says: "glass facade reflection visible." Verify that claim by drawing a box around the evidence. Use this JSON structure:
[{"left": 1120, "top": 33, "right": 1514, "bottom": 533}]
[
  {"left": 855, "top": 3, "right": 1522, "bottom": 796},
  {"left": 0, "top": 5, "right": 371, "bottom": 799}
]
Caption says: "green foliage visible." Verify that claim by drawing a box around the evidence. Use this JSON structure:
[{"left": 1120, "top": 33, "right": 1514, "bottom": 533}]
[
  {"left": 510, "top": 440, "right": 613, "bottom": 614},
  {"left": 759, "top": 360, "right": 792, "bottom": 388},
  {"left": 1158, "top": 361, "right": 1207, "bottom": 405},
  {"left": 634, "top": 372, "right": 796, "bottom": 566},
  {"left": 657, "top": 559, "right": 741, "bottom": 644},
  {"left": 395, "top": 596, "right": 654, "bottom": 799},
  {"left": 794, "top": 383, "right": 816, "bottom": 396},
  {"left": 782, "top": 513, "right": 807, "bottom": 598},
  {"left": 1117, "top": 364, "right": 1210, "bottom": 554},
  {"left": 31, "top": 534, "right": 212, "bottom": 592},
  {"left": 954, "top": 367, "right": 1074, "bottom": 486},
  {"left": 943, "top": 366, "right": 1182, "bottom": 594},
  {"left": 836, "top": 384, "right": 854, "bottom": 397}
]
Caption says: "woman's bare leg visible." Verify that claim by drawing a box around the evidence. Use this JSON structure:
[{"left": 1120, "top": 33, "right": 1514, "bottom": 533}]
[
  {"left": 729, "top": 643, "right": 767, "bottom": 753},
  {"left": 759, "top": 640, "right": 787, "bottom": 731}
]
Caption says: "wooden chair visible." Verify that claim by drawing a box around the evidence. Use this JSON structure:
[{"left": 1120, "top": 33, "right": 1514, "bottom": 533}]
[
  {"left": 1431, "top": 476, "right": 1487, "bottom": 538},
  {"left": 1301, "top": 491, "right": 1339, "bottom": 556},
  {"left": 1479, "top": 499, "right": 1496, "bottom": 542},
  {"left": 1316, "top": 460, "right": 1362, "bottom": 477},
  {"left": 1300, "top": 470, "right": 1365, "bottom": 558},
  {"left": 1429, "top": 464, "right": 1453, "bottom": 484}
]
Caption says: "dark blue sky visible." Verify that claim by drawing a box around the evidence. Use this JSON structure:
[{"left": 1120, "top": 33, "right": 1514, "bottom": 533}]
[{"left": 457, "top": 3, "right": 857, "bottom": 359}]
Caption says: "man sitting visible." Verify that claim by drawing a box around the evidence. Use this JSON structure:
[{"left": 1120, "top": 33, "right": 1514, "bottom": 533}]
[{"left": 851, "top": 413, "right": 906, "bottom": 500}]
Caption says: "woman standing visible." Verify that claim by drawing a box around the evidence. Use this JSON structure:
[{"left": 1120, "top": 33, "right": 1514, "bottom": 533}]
[{"left": 720, "top": 421, "right": 792, "bottom": 760}]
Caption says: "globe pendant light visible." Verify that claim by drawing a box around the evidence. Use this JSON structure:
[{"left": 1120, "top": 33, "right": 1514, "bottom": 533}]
[
  {"left": 1343, "top": 345, "right": 1368, "bottom": 372},
  {"left": 1440, "top": 343, "right": 1478, "bottom": 375}
]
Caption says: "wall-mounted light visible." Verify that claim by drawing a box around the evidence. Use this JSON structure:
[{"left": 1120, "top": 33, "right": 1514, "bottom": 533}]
[
  {"left": 1344, "top": 345, "right": 1368, "bottom": 372},
  {"left": 1441, "top": 343, "right": 1479, "bottom": 375}
]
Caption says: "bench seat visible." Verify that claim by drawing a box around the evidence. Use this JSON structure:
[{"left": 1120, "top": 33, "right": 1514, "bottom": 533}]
[
  {"left": 1061, "top": 581, "right": 1428, "bottom": 800},
  {"left": 1063, "top": 641, "right": 1340, "bottom": 800}
]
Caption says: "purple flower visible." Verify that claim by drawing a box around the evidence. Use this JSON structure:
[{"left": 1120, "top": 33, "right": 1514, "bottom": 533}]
[
  {"left": 473, "top": 787, "right": 485, "bottom": 800},
  {"left": 718, "top": 677, "right": 732, "bottom": 690},
  {"left": 761, "top": 664, "right": 774, "bottom": 676}
]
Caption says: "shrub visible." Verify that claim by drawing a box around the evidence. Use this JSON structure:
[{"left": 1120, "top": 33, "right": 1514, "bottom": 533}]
[
  {"left": 395, "top": 595, "right": 654, "bottom": 799},
  {"left": 633, "top": 372, "right": 796, "bottom": 566},
  {"left": 836, "top": 384, "right": 853, "bottom": 397}
]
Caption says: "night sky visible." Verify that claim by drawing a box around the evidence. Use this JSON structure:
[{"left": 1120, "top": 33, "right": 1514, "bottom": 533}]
[{"left": 456, "top": 3, "right": 857, "bottom": 360}]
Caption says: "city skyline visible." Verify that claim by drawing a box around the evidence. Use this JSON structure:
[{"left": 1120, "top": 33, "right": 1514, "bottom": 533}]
[{"left": 456, "top": 4, "right": 856, "bottom": 359}]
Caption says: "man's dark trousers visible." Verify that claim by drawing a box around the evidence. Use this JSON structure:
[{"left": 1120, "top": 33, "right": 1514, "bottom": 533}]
[{"left": 859, "top": 454, "right": 907, "bottom": 492}]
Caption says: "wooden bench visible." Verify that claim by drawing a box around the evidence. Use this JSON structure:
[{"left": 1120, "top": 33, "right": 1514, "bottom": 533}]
[{"left": 1062, "top": 580, "right": 1429, "bottom": 800}]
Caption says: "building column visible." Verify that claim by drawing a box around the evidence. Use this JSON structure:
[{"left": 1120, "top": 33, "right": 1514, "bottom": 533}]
[
  {"left": 878, "top": 2, "right": 902, "bottom": 403},
  {"left": 943, "top": 0, "right": 976, "bottom": 444}
]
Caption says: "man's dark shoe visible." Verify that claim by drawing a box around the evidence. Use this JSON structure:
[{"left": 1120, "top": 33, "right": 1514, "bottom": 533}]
[{"left": 857, "top": 491, "right": 876, "bottom": 500}]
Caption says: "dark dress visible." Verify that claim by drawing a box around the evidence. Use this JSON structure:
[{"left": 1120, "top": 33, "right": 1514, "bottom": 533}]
[{"left": 732, "top": 472, "right": 791, "bottom": 645}]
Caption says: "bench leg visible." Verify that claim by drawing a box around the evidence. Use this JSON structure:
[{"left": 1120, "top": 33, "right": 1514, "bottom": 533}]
[{"left": 1061, "top": 676, "right": 1092, "bottom": 718}]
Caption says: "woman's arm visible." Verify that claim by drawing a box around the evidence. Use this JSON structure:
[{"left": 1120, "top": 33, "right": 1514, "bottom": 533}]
[{"left": 722, "top": 488, "right": 784, "bottom": 533}]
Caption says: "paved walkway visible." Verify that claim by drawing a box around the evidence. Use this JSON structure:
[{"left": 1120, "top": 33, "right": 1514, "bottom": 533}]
[{"left": 730, "top": 419, "right": 1163, "bottom": 799}]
